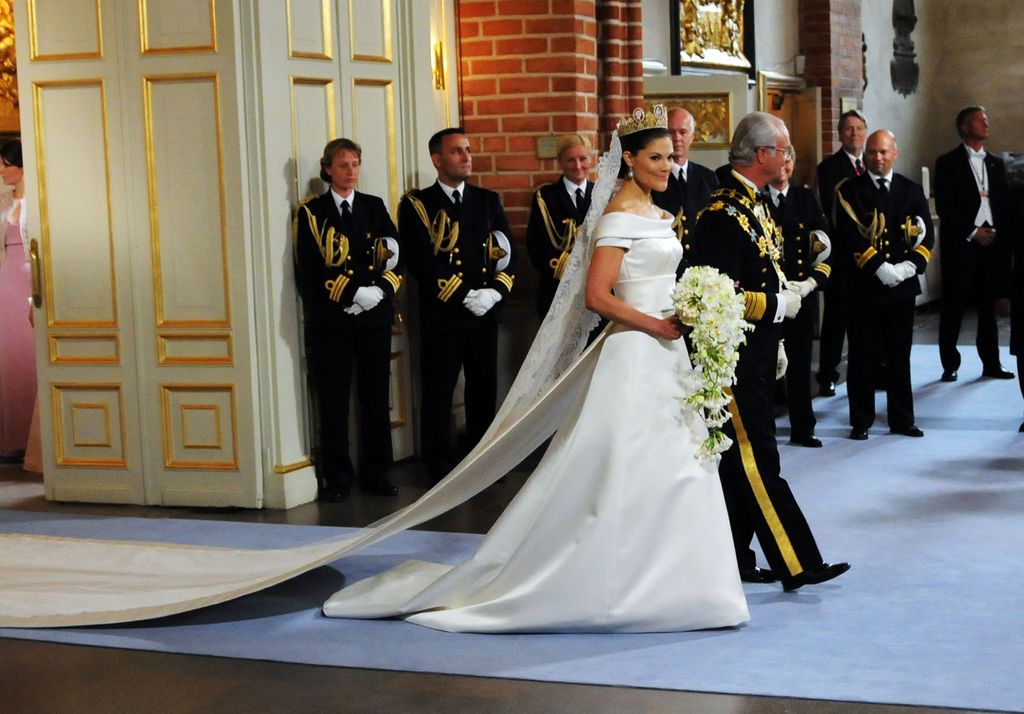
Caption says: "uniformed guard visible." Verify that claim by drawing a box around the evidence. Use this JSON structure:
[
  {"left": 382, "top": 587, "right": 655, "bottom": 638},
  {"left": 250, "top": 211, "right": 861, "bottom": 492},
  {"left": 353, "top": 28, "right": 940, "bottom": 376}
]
[
  {"left": 294, "top": 138, "right": 403, "bottom": 501},
  {"left": 526, "top": 134, "right": 593, "bottom": 318},
  {"left": 400, "top": 127, "right": 516, "bottom": 483},
  {"left": 651, "top": 106, "right": 719, "bottom": 275},
  {"left": 834, "top": 129, "right": 933, "bottom": 440},
  {"left": 767, "top": 146, "right": 833, "bottom": 448},
  {"left": 693, "top": 111, "right": 849, "bottom": 592}
]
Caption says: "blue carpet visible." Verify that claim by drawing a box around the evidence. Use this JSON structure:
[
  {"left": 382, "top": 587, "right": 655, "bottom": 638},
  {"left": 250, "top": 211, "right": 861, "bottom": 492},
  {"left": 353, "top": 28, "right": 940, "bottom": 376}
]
[{"left": 2, "top": 345, "right": 1022, "bottom": 712}]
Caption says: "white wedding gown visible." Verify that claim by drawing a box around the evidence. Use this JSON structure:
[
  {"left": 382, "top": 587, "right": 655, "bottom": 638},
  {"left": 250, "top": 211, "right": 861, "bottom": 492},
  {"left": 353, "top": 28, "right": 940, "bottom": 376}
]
[{"left": 322, "top": 213, "right": 749, "bottom": 633}]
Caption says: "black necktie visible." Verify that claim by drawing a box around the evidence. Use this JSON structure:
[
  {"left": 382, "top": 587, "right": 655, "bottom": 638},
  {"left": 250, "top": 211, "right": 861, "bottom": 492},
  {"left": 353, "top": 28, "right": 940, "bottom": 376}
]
[
  {"left": 340, "top": 200, "right": 352, "bottom": 224},
  {"left": 776, "top": 192, "right": 786, "bottom": 211},
  {"left": 452, "top": 189, "right": 461, "bottom": 212},
  {"left": 854, "top": 158, "right": 864, "bottom": 176},
  {"left": 574, "top": 187, "right": 584, "bottom": 210},
  {"left": 876, "top": 178, "right": 888, "bottom": 201}
]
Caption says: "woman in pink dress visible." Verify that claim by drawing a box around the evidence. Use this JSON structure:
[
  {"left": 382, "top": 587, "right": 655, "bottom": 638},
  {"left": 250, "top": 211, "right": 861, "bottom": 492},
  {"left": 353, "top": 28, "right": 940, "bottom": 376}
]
[{"left": 0, "top": 139, "right": 38, "bottom": 463}]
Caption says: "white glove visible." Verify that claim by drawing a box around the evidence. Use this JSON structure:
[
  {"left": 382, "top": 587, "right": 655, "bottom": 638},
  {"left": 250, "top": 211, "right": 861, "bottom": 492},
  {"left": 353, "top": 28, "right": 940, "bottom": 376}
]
[
  {"left": 911, "top": 215, "right": 927, "bottom": 248},
  {"left": 463, "top": 288, "right": 502, "bottom": 317},
  {"left": 894, "top": 260, "right": 917, "bottom": 281},
  {"left": 343, "top": 303, "right": 365, "bottom": 315},
  {"left": 786, "top": 278, "right": 817, "bottom": 298},
  {"left": 352, "top": 286, "right": 385, "bottom": 312},
  {"left": 779, "top": 289, "right": 802, "bottom": 319},
  {"left": 776, "top": 341, "right": 789, "bottom": 380},
  {"left": 874, "top": 262, "right": 902, "bottom": 288}
]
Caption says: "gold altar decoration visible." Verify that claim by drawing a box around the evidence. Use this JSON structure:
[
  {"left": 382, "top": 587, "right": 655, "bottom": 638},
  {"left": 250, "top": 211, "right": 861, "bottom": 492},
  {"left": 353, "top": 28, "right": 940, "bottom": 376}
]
[
  {"left": 0, "top": 0, "right": 17, "bottom": 134},
  {"left": 646, "top": 93, "right": 732, "bottom": 148},
  {"left": 679, "top": 0, "right": 750, "bottom": 71}
]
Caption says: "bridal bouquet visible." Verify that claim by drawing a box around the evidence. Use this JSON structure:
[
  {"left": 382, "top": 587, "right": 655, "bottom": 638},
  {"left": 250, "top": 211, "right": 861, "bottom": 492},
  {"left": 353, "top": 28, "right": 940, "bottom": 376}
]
[{"left": 671, "top": 266, "right": 753, "bottom": 459}]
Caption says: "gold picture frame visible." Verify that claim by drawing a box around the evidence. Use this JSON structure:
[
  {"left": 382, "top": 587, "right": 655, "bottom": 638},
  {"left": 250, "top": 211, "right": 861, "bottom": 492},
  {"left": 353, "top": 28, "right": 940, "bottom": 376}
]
[{"left": 646, "top": 92, "right": 732, "bottom": 149}]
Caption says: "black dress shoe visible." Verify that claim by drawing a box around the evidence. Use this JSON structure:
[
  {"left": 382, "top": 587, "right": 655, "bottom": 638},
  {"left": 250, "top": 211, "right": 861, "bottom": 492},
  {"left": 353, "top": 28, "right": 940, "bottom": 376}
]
[
  {"left": 940, "top": 370, "right": 958, "bottom": 382},
  {"left": 818, "top": 381, "right": 836, "bottom": 397},
  {"left": 782, "top": 562, "right": 851, "bottom": 592},
  {"left": 889, "top": 425, "right": 924, "bottom": 437},
  {"left": 848, "top": 427, "right": 869, "bottom": 441},
  {"left": 739, "top": 566, "right": 778, "bottom": 583},
  {"left": 319, "top": 484, "right": 351, "bottom": 502},
  {"left": 789, "top": 436, "right": 823, "bottom": 448},
  {"left": 981, "top": 367, "right": 1015, "bottom": 380},
  {"left": 360, "top": 478, "right": 398, "bottom": 497}
]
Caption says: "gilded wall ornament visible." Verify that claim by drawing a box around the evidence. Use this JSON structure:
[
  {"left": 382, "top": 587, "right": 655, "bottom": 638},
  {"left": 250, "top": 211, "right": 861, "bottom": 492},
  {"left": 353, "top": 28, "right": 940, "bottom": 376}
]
[
  {"left": 0, "top": 1, "right": 15, "bottom": 110},
  {"left": 679, "top": 0, "right": 750, "bottom": 71}
]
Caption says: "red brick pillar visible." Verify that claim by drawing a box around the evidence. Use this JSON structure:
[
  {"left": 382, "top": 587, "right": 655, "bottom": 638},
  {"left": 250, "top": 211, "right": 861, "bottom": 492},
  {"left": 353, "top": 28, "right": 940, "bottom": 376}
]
[
  {"left": 799, "top": 0, "right": 863, "bottom": 154},
  {"left": 596, "top": 0, "right": 645, "bottom": 141}
]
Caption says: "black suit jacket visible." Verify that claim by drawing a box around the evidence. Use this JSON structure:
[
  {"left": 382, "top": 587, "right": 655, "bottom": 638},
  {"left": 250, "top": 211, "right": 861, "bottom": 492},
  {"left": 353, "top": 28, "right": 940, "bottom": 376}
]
[
  {"left": 294, "top": 190, "right": 403, "bottom": 334},
  {"left": 768, "top": 185, "right": 832, "bottom": 288},
  {"left": 834, "top": 172, "right": 934, "bottom": 304},
  {"left": 817, "top": 150, "right": 861, "bottom": 226},
  {"left": 652, "top": 161, "right": 718, "bottom": 265},
  {"left": 526, "top": 179, "right": 592, "bottom": 314},
  {"left": 399, "top": 182, "right": 515, "bottom": 330},
  {"left": 934, "top": 143, "right": 1011, "bottom": 247},
  {"left": 693, "top": 172, "right": 786, "bottom": 378}
]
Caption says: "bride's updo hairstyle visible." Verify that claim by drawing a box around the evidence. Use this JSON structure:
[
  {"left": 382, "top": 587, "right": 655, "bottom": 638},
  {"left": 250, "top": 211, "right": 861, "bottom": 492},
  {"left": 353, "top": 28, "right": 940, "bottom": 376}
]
[{"left": 617, "top": 104, "right": 671, "bottom": 178}]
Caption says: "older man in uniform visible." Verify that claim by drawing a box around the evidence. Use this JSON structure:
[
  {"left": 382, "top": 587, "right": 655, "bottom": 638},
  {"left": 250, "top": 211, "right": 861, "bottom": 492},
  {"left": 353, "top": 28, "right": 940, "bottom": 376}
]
[
  {"left": 400, "top": 127, "right": 516, "bottom": 483},
  {"left": 693, "top": 111, "right": 849, "bottom": 592},
  {"left": 526, "top": 134, "right": 593, "bottom": 318},
  {"left": 815, "top": 110, "right": 868, "bottom": 396},
  {"left": 652, "top": 106, "right": 718, "bottom": 273},
  {"left": 834, "top": 130, "right": 934, "bottom": 440}
]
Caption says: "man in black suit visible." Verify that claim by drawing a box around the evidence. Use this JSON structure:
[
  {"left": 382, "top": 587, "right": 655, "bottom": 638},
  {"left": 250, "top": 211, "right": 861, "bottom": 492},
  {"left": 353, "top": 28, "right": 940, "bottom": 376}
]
[
  {"left": 526, "top": 134, "right": 593, "bottom": 318},
  {"left": 815, "top": 110, "right": 868, "bottom": 396},
  {"left": 652, "top": 106, "right": 718, "bottom": 272},
  {"left": 400, "top": 128, "right": 516, "bottom": 483},
  {"left": 693, "top": 111, "right": 849, "bottom": 592},
  {"left": 934, "top": 106, "right": 1016, "bottom": 382},
  {"left": 768, "top": 147, "right": 833, "bottom": 448},
  {"left": 294, "top": 138, "right": 404, "bottom": 501},
  {"left": 834, "top": 130, "right": 934, "bottom": 440}
]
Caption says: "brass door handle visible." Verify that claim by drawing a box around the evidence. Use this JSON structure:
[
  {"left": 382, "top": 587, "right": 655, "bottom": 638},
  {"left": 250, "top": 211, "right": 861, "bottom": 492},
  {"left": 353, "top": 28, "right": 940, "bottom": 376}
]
[{"left": 29, "top": 238, "right": 42, "bottom": 307}]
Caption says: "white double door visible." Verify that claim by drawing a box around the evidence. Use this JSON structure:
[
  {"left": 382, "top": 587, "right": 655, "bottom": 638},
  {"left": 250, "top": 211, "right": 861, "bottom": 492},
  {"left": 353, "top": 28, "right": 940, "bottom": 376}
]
[{"left": 17, "top": 0, "right": 456, "bottom": 507}]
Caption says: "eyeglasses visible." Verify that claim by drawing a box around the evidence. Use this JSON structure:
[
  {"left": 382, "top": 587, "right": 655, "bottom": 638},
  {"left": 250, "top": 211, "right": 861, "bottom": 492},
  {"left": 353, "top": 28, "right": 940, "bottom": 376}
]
[{"left": 756, "top": 145, "right": 779, "bottom": 154}]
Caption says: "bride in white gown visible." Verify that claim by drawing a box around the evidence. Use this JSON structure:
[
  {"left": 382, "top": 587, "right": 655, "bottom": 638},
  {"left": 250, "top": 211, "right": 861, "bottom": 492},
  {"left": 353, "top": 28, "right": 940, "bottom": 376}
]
[
  {"left": 0, "top": 106, "right": 747, "bottom": 631},
  {"left": 321, "top": 106, "right": 749, "bottom": 632}
]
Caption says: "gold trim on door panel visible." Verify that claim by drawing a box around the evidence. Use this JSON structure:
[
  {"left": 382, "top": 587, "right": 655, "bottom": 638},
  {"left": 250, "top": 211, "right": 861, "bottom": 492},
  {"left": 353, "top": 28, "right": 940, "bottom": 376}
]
[
  {"left": 143, "top": 74, "right": 231, "bottom": 329},
  {"left": 348, "top": 0, "right": 392, "bottom": 63},
  {"left": 160, "top": 383, "right": 239, "bottom": 470},
  {"left": 289, "top": 76, "right": 336, "bottom": 202},
  {"left": 351, "top": 78, "right": 398, "bottom": 209},
  {"left": 48, "top": 333, "right": 121, "bottom": 365},
  {"left": 138, "top": 0, "right": 217, "bottom": 54},
  {"left": 51, "top": 382, "right": 127, "bottom": 467},
  {"left": 274, "top": 459, "right": 312, "bottom": 475},
  {"left": 70, "top": 402, "right": 113, "bottom": 447},
  {"left": 180, "top": 403, "right": 223, "bottom": 449},
  {"left": 156, "top": 332, "right": 233, "bottom": 365},
  {"left": 286, "top": 0, "right": 332, "bottom": 60},
  {"left": 32, "top": 79, "right": 118, "bottom": 329},
  {"left": 27, "top": 0, "right": 103, "bottom": 61}
]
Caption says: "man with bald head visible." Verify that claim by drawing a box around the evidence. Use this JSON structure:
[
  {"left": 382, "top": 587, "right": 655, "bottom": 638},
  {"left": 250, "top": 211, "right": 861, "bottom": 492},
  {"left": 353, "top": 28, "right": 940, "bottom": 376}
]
[
  {"left": 652, "top": 106, "right": 718, "bottom": 272},
  {"left": 834, "top": 130, "right": 934, "bottom": 440}
]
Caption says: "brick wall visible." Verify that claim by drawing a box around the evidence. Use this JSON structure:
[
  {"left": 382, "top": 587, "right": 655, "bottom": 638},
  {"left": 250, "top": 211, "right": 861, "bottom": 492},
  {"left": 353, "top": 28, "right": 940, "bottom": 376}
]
[
  {"left": 799, "top": 0, "right": 863, "bottom": 154},
  {"left": 457, "top": 0, "right": 644, "bottom": 244}
]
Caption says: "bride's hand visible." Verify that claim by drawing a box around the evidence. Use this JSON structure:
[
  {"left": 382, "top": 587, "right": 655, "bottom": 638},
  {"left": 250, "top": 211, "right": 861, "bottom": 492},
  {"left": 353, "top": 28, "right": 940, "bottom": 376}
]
[{"left": 650, "top": 315, "right": 684, "bottom": 341}]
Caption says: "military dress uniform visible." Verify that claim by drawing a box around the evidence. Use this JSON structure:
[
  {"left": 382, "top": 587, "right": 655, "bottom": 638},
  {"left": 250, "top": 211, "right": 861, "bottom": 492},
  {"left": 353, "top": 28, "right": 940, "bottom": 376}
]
[
  {"left": 652, "top": 161, "right": 718, "bottom": 275},
  {"left": 399, "top": 181, "right": 516, "bottom": 482},
  {"left": 834, "top": 171, "right": 934, "bottom": 433},
  {"left": 526, "top": 178, "right": 591, "bottom": 318},
  {"left": 768, "top": 184, "right": 832, "bottom": 442},
  {"left": 294, "top": 190, "right": 403, "bottom": 497},
  {"left": 693, "top": 171, "right": 827, "bottom": 585}
]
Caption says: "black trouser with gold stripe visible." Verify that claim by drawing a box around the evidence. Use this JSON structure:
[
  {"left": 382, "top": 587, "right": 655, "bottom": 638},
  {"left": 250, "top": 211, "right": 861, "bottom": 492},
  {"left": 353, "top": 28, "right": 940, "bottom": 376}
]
[{"left": 720, "top": 349, "right": 824, "bottom": 578}]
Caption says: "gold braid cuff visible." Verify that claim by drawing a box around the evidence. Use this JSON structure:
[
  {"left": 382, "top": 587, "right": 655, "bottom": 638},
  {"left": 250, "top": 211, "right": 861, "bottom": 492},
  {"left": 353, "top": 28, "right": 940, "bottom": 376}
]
[{"left": 743, "top": 291, "right": 767, "bottom": 321}]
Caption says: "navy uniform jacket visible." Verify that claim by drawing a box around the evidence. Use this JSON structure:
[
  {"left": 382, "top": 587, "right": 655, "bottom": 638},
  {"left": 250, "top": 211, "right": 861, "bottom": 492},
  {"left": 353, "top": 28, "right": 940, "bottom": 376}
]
[
  {"left": 693, "top": 171, "right": 787, "bottom": 377},
  {"left": 652, "top": 161, "right": 718, "bottom": 266},
  {"left": 770, "top": 185, "right": 832, "bottom": 287},
  {"left": 526, "top": 179, "right": 592, "bottom": 315},
  {"left": 834, "top": 172, "right": 934, "bottom": 304},
  {"left": 294, "top": 190, "right": 403, "bottom": 334},
  {"left": 399, "top": 182, "right": 515, "bottom": 330}
]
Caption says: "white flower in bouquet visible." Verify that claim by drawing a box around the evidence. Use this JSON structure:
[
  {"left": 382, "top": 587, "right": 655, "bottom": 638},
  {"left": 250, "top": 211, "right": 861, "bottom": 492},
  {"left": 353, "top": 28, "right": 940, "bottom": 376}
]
[{"left": 672, "top": 266, "right": 753, "bottom": 459}]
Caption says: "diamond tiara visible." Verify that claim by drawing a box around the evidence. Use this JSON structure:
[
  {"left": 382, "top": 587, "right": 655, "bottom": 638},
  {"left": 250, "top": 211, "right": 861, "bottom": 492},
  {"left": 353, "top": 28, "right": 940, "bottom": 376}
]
[{"left": 617, "top": 103, "right": 668, "bottom": 137}]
